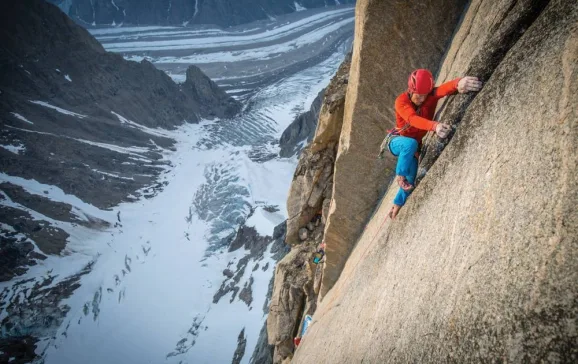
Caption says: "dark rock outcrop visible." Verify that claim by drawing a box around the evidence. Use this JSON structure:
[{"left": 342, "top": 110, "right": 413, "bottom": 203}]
[
  {"left": 182, "top": 65, "right": 242, "bottom": 120},
  {"left": 228, "top": 225, "right": 271, "bottom": 254},
  {"left": 214, "top": 221, "right": 289, "bottom": 307},
  {"left": 0, "top": 206, "right": 69, "bottom": 255},
  {"left": 47, "top": 0, "right": 356, "bottom": 28},
  {"left": 232, "top": 328, "right": 247, "bottom": 364},
  {"left": 249, "top": 323, "right": 274, "bottom": 364},
  {"left": 0, "top": 236, "right": 43, "bottom": 282},
  {"left": 279, "top": 89, "right": 325, "bottom": 158},
  {"left": 0, "top": 261, "right": 94, "bottom": 363},
  {"left": 239, "top": 277, "right": 254, "bottom": 307},
  {"left": 0, "top": 336, "right": 39, "bottom": 364},
  {"left": 0, "top": 0, "right": 240, "bottom": 209}
]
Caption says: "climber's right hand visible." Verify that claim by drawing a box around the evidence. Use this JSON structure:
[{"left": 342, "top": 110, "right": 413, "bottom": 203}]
[{"left": 435, "top": 123, "right": 452, "bottom": 139}]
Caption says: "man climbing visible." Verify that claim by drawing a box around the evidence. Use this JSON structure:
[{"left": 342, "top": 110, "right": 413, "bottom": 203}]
[{"left": 382, "top": 69, "right": 482, "bottom": 219}]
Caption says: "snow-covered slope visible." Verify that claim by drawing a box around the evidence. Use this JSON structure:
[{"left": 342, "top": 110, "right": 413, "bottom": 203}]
[
  {"left": 0, "top": 4, "right": 353, "bottom": 363},
  {"left": 91, "top": 6, "right": 354, "bottom": 100}
]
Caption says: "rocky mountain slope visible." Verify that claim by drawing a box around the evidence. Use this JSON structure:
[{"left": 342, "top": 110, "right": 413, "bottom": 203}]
[
  {"left": 1, "top": 2, "right": 351, "bottom": 362},
  {"left": 47, "top": 0, "right": 356, "bottom": 27},
  {"left": 278, "top": 89, "right": 325, "bottom": 158},
  {"left": 266, "top": 52, "right": 350, "bottom": 363},
  {"left": 270, "top": 0, "right": 577, "bottom": 362},
  {"left": 0, "top": 0, "right": 240, "bottom": 280}
]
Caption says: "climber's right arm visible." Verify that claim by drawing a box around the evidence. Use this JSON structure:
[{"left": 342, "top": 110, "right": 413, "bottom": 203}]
[{"left": 395, "top": 96, "right": 438, "bottom": 131}]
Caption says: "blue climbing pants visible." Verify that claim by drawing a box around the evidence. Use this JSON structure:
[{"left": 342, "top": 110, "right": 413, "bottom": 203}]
[{"left": 388, "top": 136, "right": 418, "bottom": 206}]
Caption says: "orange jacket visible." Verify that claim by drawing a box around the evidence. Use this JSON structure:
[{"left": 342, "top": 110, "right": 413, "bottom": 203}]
[{"left": 394, "top": 78, "right": 461, "bottom": 145}]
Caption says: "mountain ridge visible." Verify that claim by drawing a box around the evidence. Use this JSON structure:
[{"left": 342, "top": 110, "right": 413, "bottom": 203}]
[{"left": 47, "top": 0, "right": 356, "bottom": 28}]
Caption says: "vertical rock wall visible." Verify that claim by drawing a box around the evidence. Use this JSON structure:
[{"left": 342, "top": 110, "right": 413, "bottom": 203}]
[
  {"left": 285, "top": 56, "right": 351, "bottom": 246},
  {"left": 418, "top": 0, "right": 550, "bottom": 178},
  {"left": 320, "top": 0, "right": 467, "bottom": 298}
]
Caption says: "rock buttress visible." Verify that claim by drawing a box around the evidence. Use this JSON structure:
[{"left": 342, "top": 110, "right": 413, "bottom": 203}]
[{"left": 285, "top": 55, "right": 351, "bottom": 246}]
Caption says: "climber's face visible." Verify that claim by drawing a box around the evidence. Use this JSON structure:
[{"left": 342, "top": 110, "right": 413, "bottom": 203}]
[{"left": 411, "top": 93, "right": 428, "bottom": 106}]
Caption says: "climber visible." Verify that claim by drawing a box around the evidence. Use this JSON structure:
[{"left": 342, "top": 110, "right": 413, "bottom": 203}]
[
  {"left": 381, "top": 69, "right": 482, "bottom": 219},
  {"left": 312, "top": 242, "right": 326, "bottom": 264}
]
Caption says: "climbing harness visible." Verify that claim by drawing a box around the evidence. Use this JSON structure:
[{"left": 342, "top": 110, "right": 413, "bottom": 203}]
[
  {"left": 379, "top": 122, "right": 410, "bottom": 158},
  {"left": 379, "top": 96, "right": 427, "bottom": 160}
]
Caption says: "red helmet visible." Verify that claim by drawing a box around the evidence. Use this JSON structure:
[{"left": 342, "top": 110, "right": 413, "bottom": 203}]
[{"left": 408, "top": 69, "right": 434, "bottom": 94}]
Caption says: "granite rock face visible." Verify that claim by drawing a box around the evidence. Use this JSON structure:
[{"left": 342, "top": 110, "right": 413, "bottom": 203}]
[
  {"left": 267, "top": 240, "right": 318, "bottom": 364},
  {"left": 47, "top": 0, "right": 356, "bottom": 27},
  {"left": 266, "top": 55, "right": 351, "bottom": 363},
  {"left": 320, "top": 0, "right": 466, "bottom": 299},
  {"left": 418, "top": 0, "right": 551, "bottom": 180},
  {"left": 291, "top": 0, "right": 578, "bottom": 362}
]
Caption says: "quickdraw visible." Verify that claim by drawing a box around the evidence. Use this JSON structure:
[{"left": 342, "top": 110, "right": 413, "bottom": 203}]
[{"left": 380, "top": 123, "right": 411, "bottom": 157}]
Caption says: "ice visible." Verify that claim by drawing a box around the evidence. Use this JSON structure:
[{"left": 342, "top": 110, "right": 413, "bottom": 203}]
[
  {"left": 0, "top": 144, "right": 25, "bottom": 154},
  {"left": 98, "top": 8, "right": 353, "bottom": 52},
  {"left": 89, "top": 25, "right": 183, "bottom": 36},
  {"left": 10, "top": 112, "right": 34, "bottom": 124},
  {"left": 29, "top": 100, "right": 87, "bottom": 119},
  {"left": 123, "top": 17, "right": 352, "bottom": 64}
]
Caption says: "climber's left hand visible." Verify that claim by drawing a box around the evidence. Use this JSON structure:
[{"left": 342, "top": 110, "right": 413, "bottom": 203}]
[{"left": 458, "top": 76, "right": 482, "bottom": 94}]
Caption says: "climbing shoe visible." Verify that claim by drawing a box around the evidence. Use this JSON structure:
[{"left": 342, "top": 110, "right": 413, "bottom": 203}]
[{"left": 388, "top": 205, "right": 401, "bottom": 220}]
